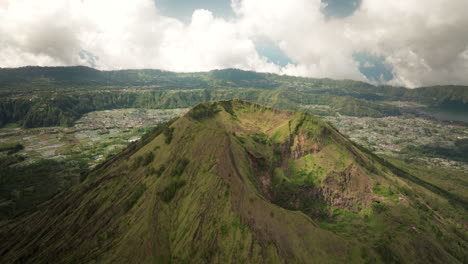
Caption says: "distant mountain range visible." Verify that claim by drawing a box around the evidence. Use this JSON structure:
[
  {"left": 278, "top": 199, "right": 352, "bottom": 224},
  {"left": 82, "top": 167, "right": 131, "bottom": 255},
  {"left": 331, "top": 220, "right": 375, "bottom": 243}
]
[
  {"left": 1, "top": 66, "right": 467, "bottom": 105},
  {"left": 0, "top": 66, "right": 467, "bottom": 128}
]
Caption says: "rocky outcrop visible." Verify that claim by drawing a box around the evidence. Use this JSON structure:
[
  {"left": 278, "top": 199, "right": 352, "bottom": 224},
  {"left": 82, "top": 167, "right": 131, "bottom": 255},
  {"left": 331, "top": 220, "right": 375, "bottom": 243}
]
[{"left": 318, "top": 164, "right": 373, "bottom": 211}]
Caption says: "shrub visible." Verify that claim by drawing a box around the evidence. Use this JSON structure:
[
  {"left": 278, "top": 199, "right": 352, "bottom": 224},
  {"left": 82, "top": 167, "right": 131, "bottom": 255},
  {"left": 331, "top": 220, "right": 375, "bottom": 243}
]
[
  {"left": 142, "top": 152, "right": 154, "bottom": 166},
  {"left": 372, "top": 202, "right": 389, "bottom": 213},
  {"left": 124, "top": 183, "right": 147, "bottom": 212},
  {"left": 146, "top": 165, "right": 166, "bottom": 178},
  {"left": 156, "top": 165, "right": 166, "bottom": 177},
  {"left": 0, "top": 143, "right": 24, "bottom": 155},
  {"left": 250, "top": 133, "right": 269, "bottom": 145},
  {"left": 170, "top": 159, "right": 189, "bottom": 177},
  {"left": 132, "top": 156, "right": 144, "bottom": 169},
  {"left": 132, "top": 152, "right": 154, "bottom": 169},
  {"left": 220, "top": 224, "right": 229, "bottom": 236},
  {"left": 158, "top": 180, "right": 186, "bottom": 203},
  {"left": 163, "top": 127, "right": 175, "bottom": 144},
  {"left": 145, "top": 167, "right": 156, "bottom": 177}
]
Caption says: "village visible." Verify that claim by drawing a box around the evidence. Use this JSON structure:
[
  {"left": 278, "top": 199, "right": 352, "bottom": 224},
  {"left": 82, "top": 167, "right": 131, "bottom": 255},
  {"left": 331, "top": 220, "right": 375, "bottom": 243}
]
[
  {"left": 0, "top": 108, "right": 188, "bottom": 167},
  {"left": 322, "top": 114, "right": 468, "bottom": 171}
]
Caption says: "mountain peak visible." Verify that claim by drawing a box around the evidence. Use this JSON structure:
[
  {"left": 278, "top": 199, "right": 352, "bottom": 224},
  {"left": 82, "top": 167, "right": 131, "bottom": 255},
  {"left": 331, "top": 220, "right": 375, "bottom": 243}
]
[{"left": 0, "top": 100, "right": 464, "bottom": 263}]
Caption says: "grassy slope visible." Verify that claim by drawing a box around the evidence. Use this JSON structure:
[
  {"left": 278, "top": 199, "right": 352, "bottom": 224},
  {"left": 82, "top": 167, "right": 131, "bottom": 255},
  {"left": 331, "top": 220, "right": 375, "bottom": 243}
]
[
  {"left": 386, "top": 157, "right": 468, "bottom": 201},
  {"left": 0, "top": 100, "right": 466, "bottom": 263}
]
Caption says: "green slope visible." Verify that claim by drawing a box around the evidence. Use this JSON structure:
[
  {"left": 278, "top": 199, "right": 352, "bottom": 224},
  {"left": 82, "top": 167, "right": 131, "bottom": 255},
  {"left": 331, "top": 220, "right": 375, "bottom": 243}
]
[
  {"left": 0, "top": 100, "right": 466, "bottom": 263},
  {"left": 2, "top": 66, "right": 468, "bottom": 129}
]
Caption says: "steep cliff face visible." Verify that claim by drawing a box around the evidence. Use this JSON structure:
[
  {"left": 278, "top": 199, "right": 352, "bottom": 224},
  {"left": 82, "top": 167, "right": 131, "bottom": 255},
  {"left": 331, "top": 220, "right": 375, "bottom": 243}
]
[
  {"left": 233, "top": 107, "right": 374, "bottom": 213},
  {"left": 0, "top": 100, "right": 465, "bottom": 264}
]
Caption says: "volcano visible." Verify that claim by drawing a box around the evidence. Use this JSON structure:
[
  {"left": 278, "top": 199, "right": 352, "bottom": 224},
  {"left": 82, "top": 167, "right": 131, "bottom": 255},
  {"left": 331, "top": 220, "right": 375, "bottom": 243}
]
[{"left": 0, "top": 99, "right": 465, "bottom": 263}]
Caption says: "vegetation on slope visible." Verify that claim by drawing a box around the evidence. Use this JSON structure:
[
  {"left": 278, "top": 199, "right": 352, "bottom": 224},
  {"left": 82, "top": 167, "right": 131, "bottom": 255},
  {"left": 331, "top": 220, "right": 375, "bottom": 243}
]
[
  {"left": 0, "top": 157, "right": 87, "bottom": 220},
  {"left": 0, "top": 100, "right": 466, "bottom": 263}
]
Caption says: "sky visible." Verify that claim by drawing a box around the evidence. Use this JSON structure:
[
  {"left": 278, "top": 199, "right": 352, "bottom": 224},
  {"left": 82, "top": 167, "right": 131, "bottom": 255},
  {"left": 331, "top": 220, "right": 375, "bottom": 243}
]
[{"left": 0, "top": 0, "right": 467, "bottom": 88}]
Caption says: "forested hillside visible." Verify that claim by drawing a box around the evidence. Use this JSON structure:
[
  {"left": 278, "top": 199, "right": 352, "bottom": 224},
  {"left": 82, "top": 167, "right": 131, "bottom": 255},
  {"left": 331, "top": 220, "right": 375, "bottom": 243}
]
[{"left": 2, "top": 67, "right": 466, "bottom": 129}]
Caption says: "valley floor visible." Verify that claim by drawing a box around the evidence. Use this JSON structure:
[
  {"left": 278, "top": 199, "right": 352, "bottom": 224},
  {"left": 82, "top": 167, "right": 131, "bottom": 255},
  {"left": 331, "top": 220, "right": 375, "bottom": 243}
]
[
  {"left": 0, "top": 108, "right": 188, "bottom": 167},
  {"left": 322, "top": 114, "right": 468, "bottom": 172}
]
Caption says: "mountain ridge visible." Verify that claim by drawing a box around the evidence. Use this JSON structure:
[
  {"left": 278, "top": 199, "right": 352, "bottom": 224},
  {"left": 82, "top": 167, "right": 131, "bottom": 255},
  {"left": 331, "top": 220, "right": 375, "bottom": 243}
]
[
  {"left": 2, "top": 66, "right": 467, "bottom": 129},
  {"left": 1, "top": 66, "right": 468, "bottom": 91},
  {"left": 0, "top": 99, "right": 466, "bottom": 263}
]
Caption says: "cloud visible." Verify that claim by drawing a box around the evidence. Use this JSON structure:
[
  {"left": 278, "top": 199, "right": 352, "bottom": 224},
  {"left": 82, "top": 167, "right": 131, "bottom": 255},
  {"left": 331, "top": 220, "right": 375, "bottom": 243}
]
[
  {"left": 233, "top": 0, "right": 468, "bottom": 87},
  {"left": 0, "top": 0, "right": 80, "bottom": 65},
  {"left": 345, "top": 0, "right": 468, "bottom": 87},
  {"left": 233, "top": 0, "right": 367, "bottom": 81},
  {"left": 0, "top": 0, "right": 467, "bottom": 87},
  {"left": 156, "top": 9, "right": 278, "bottom": 72},
  {"left": 0, "top": 0, "right": 278, "bottom": 72}
]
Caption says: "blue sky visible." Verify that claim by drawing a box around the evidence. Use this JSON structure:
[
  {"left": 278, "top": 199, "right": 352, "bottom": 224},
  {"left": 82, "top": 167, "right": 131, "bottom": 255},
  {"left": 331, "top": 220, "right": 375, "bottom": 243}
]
[
  {"left": 155, "top": 0, "right": 362, "bottom": 20},
  {"left": 322, "top": 0, "right": 361, "bottom": 19},
  {"left": 155, "top": 0, "right": 392, "bottom": 83},
  {"left": 155, "top": 0, "right": 235, "bottom": 21}
]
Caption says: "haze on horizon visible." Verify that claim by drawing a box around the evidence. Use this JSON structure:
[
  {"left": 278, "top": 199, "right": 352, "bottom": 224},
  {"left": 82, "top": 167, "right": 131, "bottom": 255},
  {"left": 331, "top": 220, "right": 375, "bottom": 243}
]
[{"left": 0, "top": 0, "right": 467, "bottom": 88}]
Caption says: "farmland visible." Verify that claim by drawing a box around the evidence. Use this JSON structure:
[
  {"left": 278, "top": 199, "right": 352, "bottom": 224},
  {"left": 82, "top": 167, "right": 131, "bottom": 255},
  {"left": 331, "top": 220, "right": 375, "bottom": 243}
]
[{"left": 0, "top": 108, "right": 187, "bottom": 168}]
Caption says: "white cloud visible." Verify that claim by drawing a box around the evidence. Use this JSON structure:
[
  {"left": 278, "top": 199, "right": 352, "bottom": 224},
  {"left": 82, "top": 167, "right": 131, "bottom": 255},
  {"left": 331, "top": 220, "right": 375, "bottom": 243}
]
[
  {"left": 157, "top": 9, "right": 278, "bottom": 72},
  {"left": 0, "top": 0, "right": 278, "bottom": 72},
  {"left": 233, "top": 0, "right": 367, "bottom": 81},
  {"left": 0, "top": 0, "right": 467, "bottom": 87},
  {"left": 343, "top": 0, "right": 468, "bottom": 87},
  {"left": 233, "top": 0, "right": 468, "bottom": 87}
]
